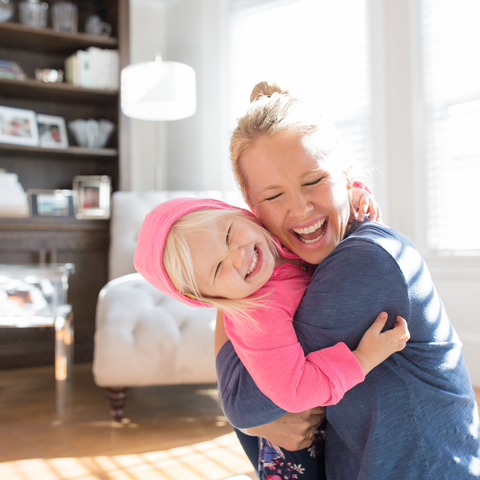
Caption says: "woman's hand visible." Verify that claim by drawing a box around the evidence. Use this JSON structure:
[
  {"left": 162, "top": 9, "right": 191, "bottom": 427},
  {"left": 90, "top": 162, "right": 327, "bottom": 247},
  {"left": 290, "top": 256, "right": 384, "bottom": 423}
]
[
  {"left": 351, "top": 187, "right": 382, "bottom": 222},
  {"left": 353, "top": 312, "right": 410, "bottom": 375},
  {"left": 241, "top": 406, "right": 326, "bottom": 451}
]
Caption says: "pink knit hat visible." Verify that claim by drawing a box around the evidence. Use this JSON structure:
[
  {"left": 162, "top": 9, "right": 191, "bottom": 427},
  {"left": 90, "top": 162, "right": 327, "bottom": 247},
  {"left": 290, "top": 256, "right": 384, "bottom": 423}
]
[{"left": 133, "top": 197, "right": 260, "bottom": 308}]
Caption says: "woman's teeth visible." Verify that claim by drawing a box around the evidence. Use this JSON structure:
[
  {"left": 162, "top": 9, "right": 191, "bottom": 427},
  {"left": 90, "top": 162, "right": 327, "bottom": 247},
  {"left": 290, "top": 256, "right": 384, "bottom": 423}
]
[
  {"left": 246, "top": 248, "right": 258, "bottom": 276},
  {"left": 292, "top": 218, "right": 326, "bottom": 244}
]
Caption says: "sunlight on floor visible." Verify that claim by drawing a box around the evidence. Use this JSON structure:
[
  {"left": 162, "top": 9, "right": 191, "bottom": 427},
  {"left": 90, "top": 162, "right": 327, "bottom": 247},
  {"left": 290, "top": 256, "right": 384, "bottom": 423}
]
[{"left": 0, "top": 432, "right": 255, "bottom": 480}]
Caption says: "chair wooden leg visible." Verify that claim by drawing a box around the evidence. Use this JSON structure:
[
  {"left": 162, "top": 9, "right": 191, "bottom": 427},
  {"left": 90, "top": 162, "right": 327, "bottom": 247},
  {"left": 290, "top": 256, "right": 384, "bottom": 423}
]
[{"left": 105, "top": 387, "right": 128, "bottom": 422}]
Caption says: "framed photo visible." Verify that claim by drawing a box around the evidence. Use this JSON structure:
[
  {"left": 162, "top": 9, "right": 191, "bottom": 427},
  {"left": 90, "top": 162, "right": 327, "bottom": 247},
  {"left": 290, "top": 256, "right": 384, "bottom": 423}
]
[
  {"left": 36, "top": 114, "right": 69, "bottom": 149},
  {"left": 27, "top": 189, "right": 77, "bottom": 217},
  {"left": 73, "top": 175, "right": 111, "bottom": 219},
  {"left": 0, "top": 106, "right": 39, "bottom": 147}
]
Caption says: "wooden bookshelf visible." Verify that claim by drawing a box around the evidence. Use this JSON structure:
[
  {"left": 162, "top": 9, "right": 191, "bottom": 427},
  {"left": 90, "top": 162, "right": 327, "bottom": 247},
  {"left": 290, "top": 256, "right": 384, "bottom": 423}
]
[
  {"left": 0, "top": 0, "right": 130, "bottom": 368},
  {"left": 0, "top": 142, "right": 118, "bottom": 159},
  {"left": 0, "top": 76, "right": 118, "bottom": 103},
  {"left": 0, "top": 21, "right": 118, "bottom": 54}
]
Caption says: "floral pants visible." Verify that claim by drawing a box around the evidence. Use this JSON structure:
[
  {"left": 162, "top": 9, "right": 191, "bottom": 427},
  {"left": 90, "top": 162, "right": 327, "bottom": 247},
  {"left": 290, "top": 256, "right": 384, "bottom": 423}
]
[{"left": 258, "top": 419, "right": 326, "bottom": 480}]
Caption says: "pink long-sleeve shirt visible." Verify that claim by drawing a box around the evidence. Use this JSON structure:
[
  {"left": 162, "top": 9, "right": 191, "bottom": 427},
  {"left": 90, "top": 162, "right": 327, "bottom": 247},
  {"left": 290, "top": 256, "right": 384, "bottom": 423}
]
[{"left": 224, "top": 245, "right": 365, "bottom": 413}]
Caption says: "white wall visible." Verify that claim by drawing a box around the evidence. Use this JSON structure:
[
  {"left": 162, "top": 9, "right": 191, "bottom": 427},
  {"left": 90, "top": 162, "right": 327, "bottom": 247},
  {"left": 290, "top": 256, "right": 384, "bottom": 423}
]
[
  {"left": 165, "top": 0, "right": 231, "bottom": 191},
  {"left": 130, "top": 0, "right": 231, "bottom": 192},
  {"left": 130, "top": 0, "right": 167, "bottom": 191},
  {"left": 129, "top": 0, "right": 480, "bottom": 386}
]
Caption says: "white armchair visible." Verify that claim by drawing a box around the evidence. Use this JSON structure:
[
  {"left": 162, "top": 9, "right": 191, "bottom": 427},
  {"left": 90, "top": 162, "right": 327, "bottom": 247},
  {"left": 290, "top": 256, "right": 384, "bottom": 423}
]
[{"left": 92, "top": 190, "right": 246, "bottom": 420}]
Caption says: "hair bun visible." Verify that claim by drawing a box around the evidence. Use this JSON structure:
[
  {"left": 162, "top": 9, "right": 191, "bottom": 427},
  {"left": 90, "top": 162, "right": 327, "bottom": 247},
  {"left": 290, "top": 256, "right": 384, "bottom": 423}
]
[{"left": 250, "top": 81, "right": 288, "bottom": 103}]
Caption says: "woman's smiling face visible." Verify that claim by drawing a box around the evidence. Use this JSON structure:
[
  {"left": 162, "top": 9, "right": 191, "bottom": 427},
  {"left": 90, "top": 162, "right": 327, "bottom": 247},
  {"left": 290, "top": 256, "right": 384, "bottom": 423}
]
[{"left": 242, "top": 130, "right": 353, "bottom": 265}]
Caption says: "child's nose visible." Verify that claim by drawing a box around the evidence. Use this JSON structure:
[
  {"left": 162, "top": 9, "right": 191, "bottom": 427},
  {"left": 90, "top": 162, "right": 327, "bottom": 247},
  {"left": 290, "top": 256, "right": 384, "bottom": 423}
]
[{"left": 231, "top": 247, "right": 245, "bottom": 269}]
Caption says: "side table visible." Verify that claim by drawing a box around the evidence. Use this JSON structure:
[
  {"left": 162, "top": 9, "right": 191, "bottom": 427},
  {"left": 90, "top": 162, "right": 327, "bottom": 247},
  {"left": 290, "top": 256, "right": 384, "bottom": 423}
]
[{"left": 0, "top": 263, "right": 75, "bottom": 385}]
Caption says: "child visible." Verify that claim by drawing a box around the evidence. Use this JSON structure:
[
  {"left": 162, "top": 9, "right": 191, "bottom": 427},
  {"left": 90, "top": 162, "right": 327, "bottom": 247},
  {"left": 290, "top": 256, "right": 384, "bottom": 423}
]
[{"left": 134, "top": 190, "right": 409, "bottom": 480}]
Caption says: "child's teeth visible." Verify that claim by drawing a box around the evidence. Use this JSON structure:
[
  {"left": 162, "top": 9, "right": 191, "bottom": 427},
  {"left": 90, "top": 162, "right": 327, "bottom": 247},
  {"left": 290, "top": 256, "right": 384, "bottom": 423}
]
[{"left": 246, "top": 248, "right": 258, "bottom": 276}]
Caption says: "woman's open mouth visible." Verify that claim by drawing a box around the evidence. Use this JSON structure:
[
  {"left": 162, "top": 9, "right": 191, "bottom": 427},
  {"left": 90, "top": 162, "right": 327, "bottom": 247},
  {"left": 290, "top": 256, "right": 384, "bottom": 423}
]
[
  {"left": 246, "top": 247, "right": 260, "bottom": 277},
  {"left": 292, "top": 218, "right": 327, "bottom": 244}
]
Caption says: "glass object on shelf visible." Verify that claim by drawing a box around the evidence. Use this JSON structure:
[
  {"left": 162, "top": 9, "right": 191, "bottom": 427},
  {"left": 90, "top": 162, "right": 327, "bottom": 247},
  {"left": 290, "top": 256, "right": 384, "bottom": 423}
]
[
  {"left": 52, "top": 1, "right": 77, "bottom": 33},
  {"left": 35, "top": 68, "right": 64, "bottom": 83},
  {"left": 85, "top": 15, "right": 111, "bottom": 37},
  {"left": 68, "top": 119, "right": 115, "bottom": 149},
  {"left": 19, "top": 0, "right": 48, "bottom": 28},
  {"left": 0, "top": 0, "right": 14, "bottom": 23}
]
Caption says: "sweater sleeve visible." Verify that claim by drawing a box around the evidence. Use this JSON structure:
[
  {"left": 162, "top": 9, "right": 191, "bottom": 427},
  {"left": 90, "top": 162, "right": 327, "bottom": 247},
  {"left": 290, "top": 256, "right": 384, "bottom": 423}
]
[
  {"left": 224, "top": 281, "right": 365, "bottom": 413},
  {"left": 216, "top": 340, "right": 286, "bottom": 428},
  {"left": 217, "top": 222, "right": 410, "bottom": 429}
]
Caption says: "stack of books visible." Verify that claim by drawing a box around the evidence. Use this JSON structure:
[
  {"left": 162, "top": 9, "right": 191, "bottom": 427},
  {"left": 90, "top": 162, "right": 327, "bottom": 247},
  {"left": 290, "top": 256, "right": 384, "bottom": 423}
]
[
  {"left": 0, "top": 60, "right": 26, "bottom": 80},
  {"left": 0, "top": 172, "right": 29, "bottom": 218},
  {"left": 64, "top": 47, "right": 119, "bottom": 90}
]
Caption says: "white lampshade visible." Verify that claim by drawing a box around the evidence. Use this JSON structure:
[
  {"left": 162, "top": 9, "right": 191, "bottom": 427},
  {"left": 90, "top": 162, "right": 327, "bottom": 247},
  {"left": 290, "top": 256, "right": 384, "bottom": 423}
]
[{"left": 121, "top": 56, "right": 196, "bottom": 121}]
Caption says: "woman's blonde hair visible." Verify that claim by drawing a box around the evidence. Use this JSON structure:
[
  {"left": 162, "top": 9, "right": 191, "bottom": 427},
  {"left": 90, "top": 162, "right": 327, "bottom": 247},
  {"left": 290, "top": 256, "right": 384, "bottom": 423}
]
[
  {"left": 163, "top": 207, "right": 278, "bottom": 328},
  {"left": 230, "top": 81, "right": 355, "bottom": 202}
]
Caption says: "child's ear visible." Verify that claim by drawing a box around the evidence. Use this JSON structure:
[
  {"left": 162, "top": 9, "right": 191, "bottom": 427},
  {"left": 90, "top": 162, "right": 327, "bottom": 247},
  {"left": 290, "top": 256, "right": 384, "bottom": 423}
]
[{"left": 248, "top": 203, "right": 260, "bottom": 219}]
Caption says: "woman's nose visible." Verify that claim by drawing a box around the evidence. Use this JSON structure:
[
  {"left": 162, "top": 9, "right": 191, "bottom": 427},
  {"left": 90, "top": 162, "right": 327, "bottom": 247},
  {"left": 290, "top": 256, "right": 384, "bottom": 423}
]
[{"left": 289, "top": 192, "right": 313, "bottom": 219}]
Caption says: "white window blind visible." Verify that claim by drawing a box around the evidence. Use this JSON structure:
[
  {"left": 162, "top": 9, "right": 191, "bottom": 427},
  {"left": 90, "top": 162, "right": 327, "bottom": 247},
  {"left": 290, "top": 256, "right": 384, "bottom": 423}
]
[
  {"left": 421, "top": 0, "right": 480, "bottom": 253},
  {"left": 229, "top": 0, "right": 372, "bottom": 169}
]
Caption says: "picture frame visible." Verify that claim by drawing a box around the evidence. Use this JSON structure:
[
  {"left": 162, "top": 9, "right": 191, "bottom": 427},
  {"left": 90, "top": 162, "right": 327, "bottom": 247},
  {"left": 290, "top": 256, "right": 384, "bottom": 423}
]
[
  {"left": 73, "top": 175, "right": 111, "bottom": 219},
  {"left": 27, "top": 189, "right": 77, "bottom": 217},
  {"left": 0, "top": 106, "right": 39, "bottom": 147},
  {"left": 36, "top": 114, "right": 69, "bottom": 149}
]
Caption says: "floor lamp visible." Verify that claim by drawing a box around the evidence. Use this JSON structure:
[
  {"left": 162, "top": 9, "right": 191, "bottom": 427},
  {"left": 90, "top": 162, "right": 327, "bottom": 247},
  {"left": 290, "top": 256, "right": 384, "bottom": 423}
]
[{"left": 120, "top": 54, "right": 196, "bottom": 190}]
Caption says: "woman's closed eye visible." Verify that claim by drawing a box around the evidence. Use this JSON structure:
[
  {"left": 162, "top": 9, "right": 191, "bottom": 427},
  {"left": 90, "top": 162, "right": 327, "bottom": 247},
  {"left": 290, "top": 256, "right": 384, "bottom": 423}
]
[
  {"left": 304, "top": 176, "right": 324, "bottom": 187},
  {"left": 264, "top": 192, "right": 282, "bottom": 201}
]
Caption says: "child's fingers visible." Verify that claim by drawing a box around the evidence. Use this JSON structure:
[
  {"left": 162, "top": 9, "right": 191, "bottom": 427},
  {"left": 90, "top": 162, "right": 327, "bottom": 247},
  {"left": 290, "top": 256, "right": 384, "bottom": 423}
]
[
  {"left": 390, "top": 316, "right": 410, "bottom": 342},
  {"left": 369, "top": 311, "right": 388, "bottom": 333},
  {"left": 369, "top": 199, "right": 378, "bottom": 220}
]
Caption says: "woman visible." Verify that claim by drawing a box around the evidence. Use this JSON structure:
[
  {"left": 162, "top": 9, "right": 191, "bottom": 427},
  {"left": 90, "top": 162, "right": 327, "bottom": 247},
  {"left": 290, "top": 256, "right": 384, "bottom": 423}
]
[{"left": 215, "top": 82, "right": 480, "bottom": 479}]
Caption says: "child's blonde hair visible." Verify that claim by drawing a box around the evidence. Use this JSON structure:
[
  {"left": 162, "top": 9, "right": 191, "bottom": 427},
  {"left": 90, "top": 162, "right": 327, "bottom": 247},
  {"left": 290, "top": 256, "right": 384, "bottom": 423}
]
[{"left": 163, "top": 208, "right": 278, "bottom": 328}]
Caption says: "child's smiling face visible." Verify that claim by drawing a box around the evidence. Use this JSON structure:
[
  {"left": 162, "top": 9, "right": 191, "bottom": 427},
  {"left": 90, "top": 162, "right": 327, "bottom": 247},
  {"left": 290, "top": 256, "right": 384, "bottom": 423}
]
[{"left": 188, "top": 214, "right": 276, "bottom": 300}]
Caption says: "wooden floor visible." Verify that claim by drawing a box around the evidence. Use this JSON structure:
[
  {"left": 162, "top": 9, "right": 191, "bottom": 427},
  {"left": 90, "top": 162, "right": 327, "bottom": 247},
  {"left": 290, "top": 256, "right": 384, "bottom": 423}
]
[
  {"left": 0, "top": 364, "right": 479, "bottom": 480},
  {"left": 0, "top": 363, "right": 256, "bottom": 480}
]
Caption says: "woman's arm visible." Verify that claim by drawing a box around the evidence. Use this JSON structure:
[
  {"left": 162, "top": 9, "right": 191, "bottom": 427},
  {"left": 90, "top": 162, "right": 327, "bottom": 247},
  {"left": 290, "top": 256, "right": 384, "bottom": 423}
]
[
  {"left": 217, "top": 225, "right": 411, "bottom": 429},
  {"left": 222, "top": 277, "right": 408, "bottom": 413},
  {"left": 214, "top": 310, "right": 228, "bottom": 356},
  {"left": 215, "top": 310, "right": 325, "bottom": 450}
]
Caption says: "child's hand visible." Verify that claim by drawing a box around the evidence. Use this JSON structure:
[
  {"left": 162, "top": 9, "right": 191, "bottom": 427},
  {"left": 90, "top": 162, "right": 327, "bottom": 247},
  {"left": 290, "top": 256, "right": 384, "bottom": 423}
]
[
  {"left": 353, "top": 312, "right": 409, "bottom": 376},
  {"left": 351, "top": 187, "right": 382, "bottom": 222}
]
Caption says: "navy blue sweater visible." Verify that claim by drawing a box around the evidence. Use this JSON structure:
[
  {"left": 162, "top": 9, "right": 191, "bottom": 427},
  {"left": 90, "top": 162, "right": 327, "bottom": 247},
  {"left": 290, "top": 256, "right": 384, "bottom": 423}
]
[{"left": 216, "top": 220, "right": 480, "bottom": 479}]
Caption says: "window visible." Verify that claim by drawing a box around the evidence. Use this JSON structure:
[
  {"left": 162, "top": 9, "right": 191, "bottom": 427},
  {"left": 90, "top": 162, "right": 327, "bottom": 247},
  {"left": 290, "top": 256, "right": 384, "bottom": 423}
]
[
  {"left": 421, "top": 0, "right": 480, "bottom": 253},
  {"left": 229, "top": 0, "right": 372, "bottom": 170}
]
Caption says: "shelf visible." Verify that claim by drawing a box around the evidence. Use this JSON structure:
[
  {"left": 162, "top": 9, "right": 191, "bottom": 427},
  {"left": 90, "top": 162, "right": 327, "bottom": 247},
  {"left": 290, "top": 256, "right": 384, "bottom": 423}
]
[
  {"left": 0, "top": 143, "right": 118, "bottom": 159},
  {"left": 0, "top": 77, "right": 118, "bottom": 104},
  {"left": 0, "top": 22, "right": 118, "bottom": 55},
  {"left": 0, "top": 216, "right": 109, "bottom": 230}
]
